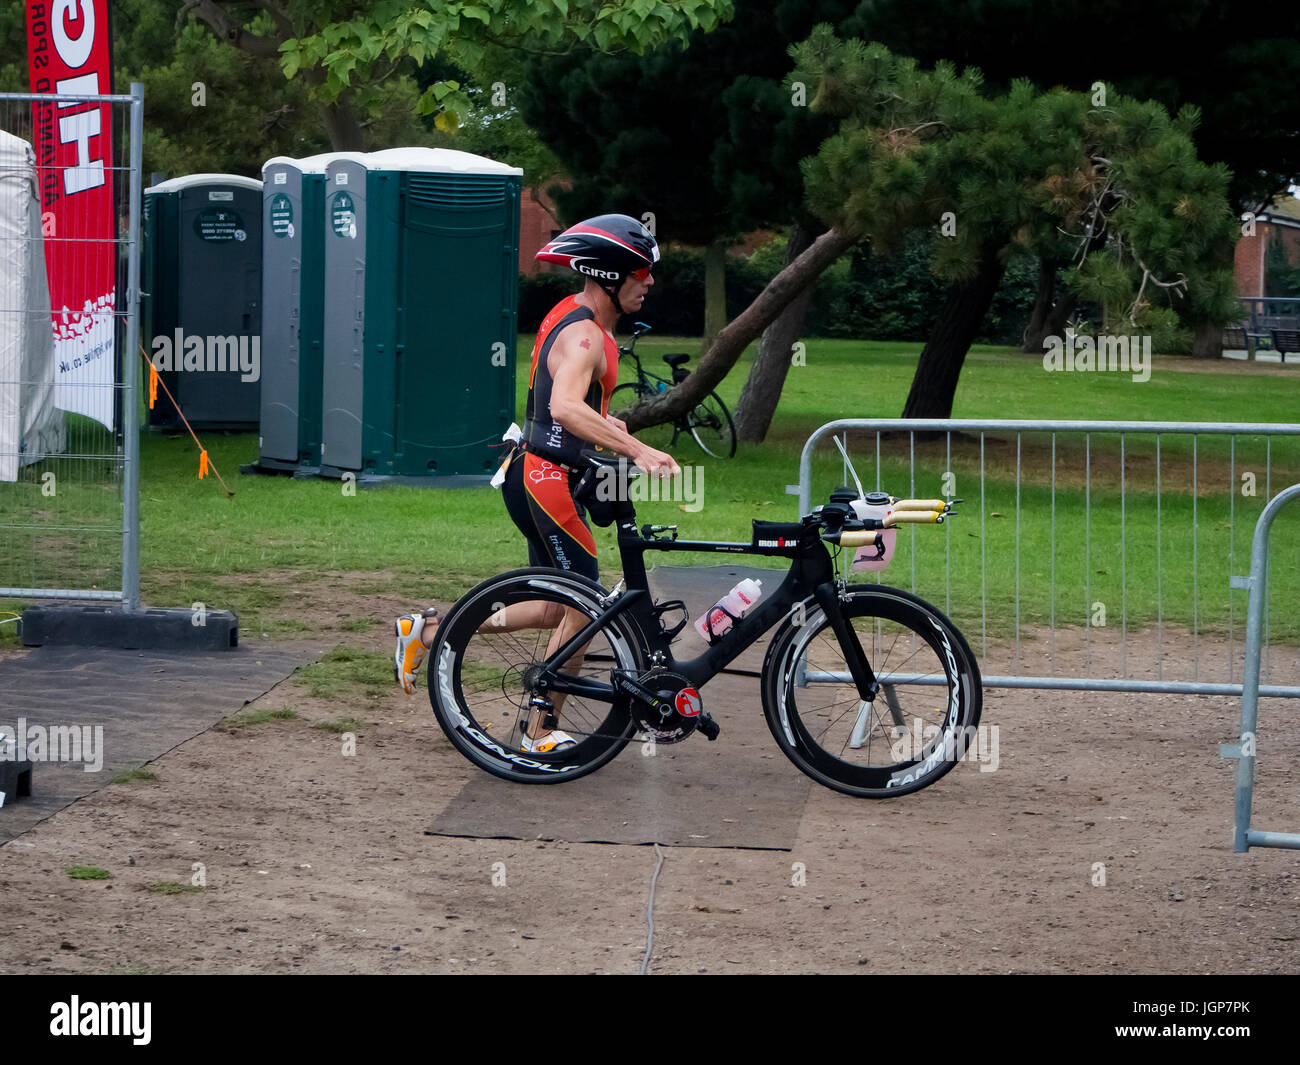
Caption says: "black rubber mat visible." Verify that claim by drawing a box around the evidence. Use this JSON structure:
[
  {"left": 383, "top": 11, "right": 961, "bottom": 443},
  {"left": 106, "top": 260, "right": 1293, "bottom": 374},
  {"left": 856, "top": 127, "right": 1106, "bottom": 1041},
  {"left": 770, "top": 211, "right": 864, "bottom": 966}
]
[
  {"left": 0, "top": 640, "right": 332, "bottom": 843},
  {"left": 427, "top": 565, "right": 813, "bottom": 850}
]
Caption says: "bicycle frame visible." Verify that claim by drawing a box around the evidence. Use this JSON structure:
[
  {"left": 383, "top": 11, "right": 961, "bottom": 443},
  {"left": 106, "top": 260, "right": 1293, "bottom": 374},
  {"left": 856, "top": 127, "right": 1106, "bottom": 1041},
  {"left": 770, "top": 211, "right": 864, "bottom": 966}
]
[
  {"left": 537, "top": 516, "right": 881, "bottom": 705},
  {"left": 621, "top": 346, "right": 673, "bottom": 394}
]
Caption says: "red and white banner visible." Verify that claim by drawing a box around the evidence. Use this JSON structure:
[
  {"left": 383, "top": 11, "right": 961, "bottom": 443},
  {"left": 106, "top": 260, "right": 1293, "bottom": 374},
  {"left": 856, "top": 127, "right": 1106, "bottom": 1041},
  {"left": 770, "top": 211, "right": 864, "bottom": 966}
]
[{"left": 26, "top": 0, "right": 116, "bottom": 430}]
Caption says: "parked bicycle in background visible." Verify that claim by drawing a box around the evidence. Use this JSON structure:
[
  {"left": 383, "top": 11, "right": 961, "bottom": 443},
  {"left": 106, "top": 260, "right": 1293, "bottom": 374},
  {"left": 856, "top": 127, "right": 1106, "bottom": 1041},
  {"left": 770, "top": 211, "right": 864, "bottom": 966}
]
[{"left": 611, "top": 322, "right": 737, "bottom": 459}]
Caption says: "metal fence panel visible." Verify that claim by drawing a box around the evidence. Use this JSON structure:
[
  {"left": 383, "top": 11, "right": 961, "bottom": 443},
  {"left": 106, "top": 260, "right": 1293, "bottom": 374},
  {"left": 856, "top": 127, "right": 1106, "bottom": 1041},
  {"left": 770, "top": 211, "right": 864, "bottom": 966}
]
[
  {"left": 1239, "top": 297, "right": 1300, "bottom": 343},
  {"left": 0, "top": 87, "right": 142, "bottom": 611},
  {"left": 794, "top": 419, "right": 1300, "bottom": 699},
  {"left": 1224, "top": 484, "right": 1300, "bottom": 851}
]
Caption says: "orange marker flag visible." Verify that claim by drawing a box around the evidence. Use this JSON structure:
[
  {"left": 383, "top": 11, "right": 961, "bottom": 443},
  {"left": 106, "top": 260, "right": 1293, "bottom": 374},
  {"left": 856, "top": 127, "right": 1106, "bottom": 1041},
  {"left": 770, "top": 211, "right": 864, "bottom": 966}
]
[
  {"left": 198, "top": 449, "right": 209, "bottom": 479},
  {"left": 148, "top": 362, "right": 159, "bottom": 409}
]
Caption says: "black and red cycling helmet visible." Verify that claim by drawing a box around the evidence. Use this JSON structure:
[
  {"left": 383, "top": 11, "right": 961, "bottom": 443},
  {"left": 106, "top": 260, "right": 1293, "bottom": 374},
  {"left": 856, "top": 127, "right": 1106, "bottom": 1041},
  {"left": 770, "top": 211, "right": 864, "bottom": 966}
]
[{"left": 535, "top": 214, "right": 659, "bottom": 311}]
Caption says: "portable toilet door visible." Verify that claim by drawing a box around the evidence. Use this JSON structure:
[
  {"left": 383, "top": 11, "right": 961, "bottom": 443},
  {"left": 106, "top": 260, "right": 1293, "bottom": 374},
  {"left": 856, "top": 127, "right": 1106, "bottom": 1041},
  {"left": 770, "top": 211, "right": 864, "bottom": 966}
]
[
  {"left": 259, "top": 153, "right": 331, "bottom": 471},
  {"left": 294, "top": 155, "right": 332, "bottom": 468},
  {"left": 141, "top": 184, "right": 178, "bottom": 425},
  {"left": 319, "top": 152, "right": 373, "bottom": 477},
  {"left": 259, "top": 157, "right": 304, "bottom": 468},
  {"left": 366, "top": 147, "right": 522, "bottom": 479},
  {"left": 143, "top": 173, "right": 263, "bottom": 429}
]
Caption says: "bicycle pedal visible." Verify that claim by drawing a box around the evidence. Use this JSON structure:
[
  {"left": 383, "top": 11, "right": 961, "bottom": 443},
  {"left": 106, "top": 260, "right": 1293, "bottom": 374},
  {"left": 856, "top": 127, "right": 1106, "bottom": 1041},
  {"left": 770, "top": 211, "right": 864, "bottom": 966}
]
[{"left": 697, "top": 713, "right": 720, "bottom": 741}]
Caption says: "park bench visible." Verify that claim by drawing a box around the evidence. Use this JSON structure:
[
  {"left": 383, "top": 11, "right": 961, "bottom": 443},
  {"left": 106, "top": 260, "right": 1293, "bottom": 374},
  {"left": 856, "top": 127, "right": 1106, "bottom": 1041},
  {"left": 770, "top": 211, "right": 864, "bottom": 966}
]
[
  {"left": 1222, "top": 325, "right": 1250, "bottom": 359},
  {"left": 1271, "top": 329, "right": 1300, "bottom": 364}
]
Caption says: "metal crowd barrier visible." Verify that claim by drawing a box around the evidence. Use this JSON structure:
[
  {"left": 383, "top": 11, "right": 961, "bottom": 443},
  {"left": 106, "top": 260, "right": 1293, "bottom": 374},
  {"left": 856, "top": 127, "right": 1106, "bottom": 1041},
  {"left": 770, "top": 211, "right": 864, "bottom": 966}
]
[{"left": 793, "top": 419, "right": 1300, "bottom": 699}]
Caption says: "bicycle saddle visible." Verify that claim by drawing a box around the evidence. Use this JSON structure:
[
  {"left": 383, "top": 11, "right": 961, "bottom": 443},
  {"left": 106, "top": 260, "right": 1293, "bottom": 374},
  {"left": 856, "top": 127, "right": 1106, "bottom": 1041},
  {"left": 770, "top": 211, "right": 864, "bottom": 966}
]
[
  {"left": 578, "top": 448, "right": 634, "bottom": 470},
  {"left": 575, "top": 450, "right": 638, "bottom": 527},
  {"left": 662, "top": 352, "right": 690, "bottom": 368}
]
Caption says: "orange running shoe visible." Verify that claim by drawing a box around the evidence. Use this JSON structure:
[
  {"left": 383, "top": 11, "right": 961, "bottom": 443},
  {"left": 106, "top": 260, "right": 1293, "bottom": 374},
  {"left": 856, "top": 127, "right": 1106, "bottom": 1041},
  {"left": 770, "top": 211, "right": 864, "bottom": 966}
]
[{"left": 394, "top": 608, "right": 438, "bottom": 694}]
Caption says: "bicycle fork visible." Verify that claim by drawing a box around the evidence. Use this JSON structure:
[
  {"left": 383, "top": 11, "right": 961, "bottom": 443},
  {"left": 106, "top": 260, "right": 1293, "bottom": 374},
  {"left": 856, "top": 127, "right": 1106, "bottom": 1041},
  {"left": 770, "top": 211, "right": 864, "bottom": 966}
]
[{"left": 812, "top": 582, "right": 882, "bottom": 749}]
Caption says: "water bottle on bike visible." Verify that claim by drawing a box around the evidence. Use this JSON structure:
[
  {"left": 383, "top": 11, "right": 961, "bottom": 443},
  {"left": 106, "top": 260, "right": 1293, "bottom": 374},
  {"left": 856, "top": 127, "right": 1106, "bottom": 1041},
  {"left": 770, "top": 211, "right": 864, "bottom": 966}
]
[
  {"left": 850, "top": 492, "right": 897, "bottom": 571},
  {"left": 694, "top": 577, "right": 763, "bottom": 643}
]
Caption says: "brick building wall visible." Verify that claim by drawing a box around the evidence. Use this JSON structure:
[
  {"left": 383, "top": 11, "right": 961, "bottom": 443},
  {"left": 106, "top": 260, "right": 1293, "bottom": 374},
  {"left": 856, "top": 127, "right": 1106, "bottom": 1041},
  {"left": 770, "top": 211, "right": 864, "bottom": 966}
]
[
  {"left": 1234, "top": 223, "right": 1300, "bottom": 297},
  {"left": 519, "top": 185, "right": 566, "bottom": 277},
  {"left": 1233, "top": 195, "right": 1300, "bottom": 297}
]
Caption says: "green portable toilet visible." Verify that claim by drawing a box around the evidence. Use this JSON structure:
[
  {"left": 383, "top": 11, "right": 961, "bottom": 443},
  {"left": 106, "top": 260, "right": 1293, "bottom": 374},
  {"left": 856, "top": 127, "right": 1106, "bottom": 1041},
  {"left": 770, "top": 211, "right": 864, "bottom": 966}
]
[
  {"left": 258, "top": 152, "right": 338, "bottom": 471},
  {"left": 318, "top": 147, "right": 522, "bottom": 480},
  {"left": 142, "top": 174, "right": 263, "bottom": 429}
]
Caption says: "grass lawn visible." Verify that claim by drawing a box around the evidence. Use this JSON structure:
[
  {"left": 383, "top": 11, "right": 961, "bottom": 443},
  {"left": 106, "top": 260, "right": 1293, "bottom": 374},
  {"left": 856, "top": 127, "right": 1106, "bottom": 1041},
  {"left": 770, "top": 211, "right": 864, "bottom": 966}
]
[{"left": 3, "top": 337, "right": 1298, "bottom": 648}]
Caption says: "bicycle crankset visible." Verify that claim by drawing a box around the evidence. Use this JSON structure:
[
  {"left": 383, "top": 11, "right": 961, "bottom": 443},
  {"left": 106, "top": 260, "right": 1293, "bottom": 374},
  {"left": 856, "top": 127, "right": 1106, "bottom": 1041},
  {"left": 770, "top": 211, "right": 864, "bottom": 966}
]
[{"left": 615, "top": 669, "right": 720, "bottom": 744}]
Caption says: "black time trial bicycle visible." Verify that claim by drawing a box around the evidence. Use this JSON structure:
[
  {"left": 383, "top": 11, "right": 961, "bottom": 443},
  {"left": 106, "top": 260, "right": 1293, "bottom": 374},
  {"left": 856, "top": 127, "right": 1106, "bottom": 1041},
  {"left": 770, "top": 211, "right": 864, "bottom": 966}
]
[
  {"left": 428, "top": 452, "right": 981, "bottom": 799},
  {"left": 610, "top": 322, "right": 737, "bottom": 459}
]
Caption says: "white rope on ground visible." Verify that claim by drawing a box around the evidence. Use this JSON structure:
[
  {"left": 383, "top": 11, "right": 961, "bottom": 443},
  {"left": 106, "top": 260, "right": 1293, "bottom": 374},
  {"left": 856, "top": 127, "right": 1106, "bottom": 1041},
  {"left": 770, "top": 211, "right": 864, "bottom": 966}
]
[{"left": 638, "top": 843, "right": 666, "bottom": 975}]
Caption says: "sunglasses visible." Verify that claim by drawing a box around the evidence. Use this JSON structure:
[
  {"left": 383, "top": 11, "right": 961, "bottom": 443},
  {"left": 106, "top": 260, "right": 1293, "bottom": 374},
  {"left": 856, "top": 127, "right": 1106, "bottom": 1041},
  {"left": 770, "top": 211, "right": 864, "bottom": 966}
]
[{"left": 630, "top": 266, "right": 653, "bottom": 282}]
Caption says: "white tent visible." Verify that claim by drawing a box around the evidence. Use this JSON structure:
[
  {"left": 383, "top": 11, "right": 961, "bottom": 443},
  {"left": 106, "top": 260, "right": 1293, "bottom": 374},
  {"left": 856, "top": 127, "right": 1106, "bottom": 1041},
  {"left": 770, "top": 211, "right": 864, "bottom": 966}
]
[{"left": 0, "top": 127, "right": 63, "bottom": 482}]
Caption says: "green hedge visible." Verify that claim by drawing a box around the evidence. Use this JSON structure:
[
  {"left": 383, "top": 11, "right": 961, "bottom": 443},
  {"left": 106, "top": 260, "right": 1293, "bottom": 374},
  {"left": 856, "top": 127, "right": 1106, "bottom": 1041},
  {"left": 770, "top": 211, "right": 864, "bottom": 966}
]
[
  {"left": 517, "top": 252, "right": 768, "bottom": 335},
  {"left": 516, "top": 230, "right": 1041, "bottom": 343}
]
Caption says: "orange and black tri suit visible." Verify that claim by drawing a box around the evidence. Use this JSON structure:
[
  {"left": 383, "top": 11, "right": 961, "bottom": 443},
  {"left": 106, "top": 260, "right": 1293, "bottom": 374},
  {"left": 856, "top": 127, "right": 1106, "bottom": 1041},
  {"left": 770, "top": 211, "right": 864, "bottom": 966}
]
[{"left": 502, "top": 295, "right": 619, "bottom": 583}]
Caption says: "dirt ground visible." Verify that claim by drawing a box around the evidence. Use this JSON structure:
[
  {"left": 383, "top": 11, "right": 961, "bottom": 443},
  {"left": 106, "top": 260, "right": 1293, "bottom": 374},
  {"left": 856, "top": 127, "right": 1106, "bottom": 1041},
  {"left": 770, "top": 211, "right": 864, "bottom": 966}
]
[{"left": 2, "top": 576, "right": 1298, "bottom": 976}]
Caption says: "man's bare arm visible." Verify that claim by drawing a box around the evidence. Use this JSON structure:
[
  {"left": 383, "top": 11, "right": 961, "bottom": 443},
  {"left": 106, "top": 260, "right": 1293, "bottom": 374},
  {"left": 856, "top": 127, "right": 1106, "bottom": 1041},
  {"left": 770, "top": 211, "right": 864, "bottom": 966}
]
[{"left": 547, "top": 322, "right": 679, "bottom": 475}]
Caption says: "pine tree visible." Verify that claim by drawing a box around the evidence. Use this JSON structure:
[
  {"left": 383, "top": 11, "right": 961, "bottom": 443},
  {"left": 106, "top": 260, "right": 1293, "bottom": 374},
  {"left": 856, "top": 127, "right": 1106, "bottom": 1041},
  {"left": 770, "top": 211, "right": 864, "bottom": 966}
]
[
  {"left": 797, "top": 31, "right": 1238, "bottom": 418},
  {"left": 514, "top": 0, "right": 858, "bottom": 361},
  {"left": 619, "top": 29, "right": 1239, "bottom": 432}
]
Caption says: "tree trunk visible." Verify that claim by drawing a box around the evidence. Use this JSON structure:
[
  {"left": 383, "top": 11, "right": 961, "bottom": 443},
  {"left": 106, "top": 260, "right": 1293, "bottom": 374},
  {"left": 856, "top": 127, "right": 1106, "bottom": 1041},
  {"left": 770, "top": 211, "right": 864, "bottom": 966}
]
[
  {"left": 1022, "top": 258, "right": 1057, "bottom": 353},
  {"left": 733, "top": 222, "right": 817, "bottom": 442},
  {"left": 1190, "top": 319, "right": 1223, "bottom": 359},
  {"left": 323, "top": 95, "right": 365, "bottom": 151},
  {"left": 901, "top": 243, "right": 1006, "bottom": 421},
  {"left": 189, "top": 4, "right": 367, "bottom": 152},
  {"left": 1042, "top": 290, "right": 1078, "bottom": 342},
  {"left": 702, "top": 239, "right": 728, "bottom": 351},
  {"left": 621, "top": 227, "right": 857, "bottom": 432},
  {"left": 185, "top": 0, "right": 285, "bottom": 57},
  {"left": 1026, "top": 221, "right": 1112, "bottom": 351},
  {"left": 1188, "top": 236, "right": 1238, "bottom": 358}
]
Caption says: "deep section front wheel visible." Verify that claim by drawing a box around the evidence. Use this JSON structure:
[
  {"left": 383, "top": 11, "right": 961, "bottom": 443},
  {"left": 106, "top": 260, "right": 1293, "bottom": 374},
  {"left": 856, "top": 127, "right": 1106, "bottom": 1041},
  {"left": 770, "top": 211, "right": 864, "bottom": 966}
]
[
  {"left": 761, "top": 585, "right": 982, "bottom": 798},
  {"left": 429, "top": 568, "right": 645, "bottom": 783}
]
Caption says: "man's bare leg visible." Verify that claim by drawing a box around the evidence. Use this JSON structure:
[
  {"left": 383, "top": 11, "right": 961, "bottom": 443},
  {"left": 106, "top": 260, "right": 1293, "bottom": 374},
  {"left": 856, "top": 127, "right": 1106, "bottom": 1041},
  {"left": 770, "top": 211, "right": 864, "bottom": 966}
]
[
  {"left": 417, "top": 600, "right": 592, "bottom": 740},
  {"left": 526, "top": 606, "right": 591, "bottom": 739}
]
